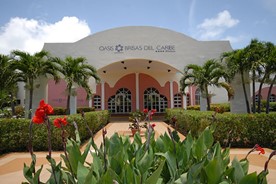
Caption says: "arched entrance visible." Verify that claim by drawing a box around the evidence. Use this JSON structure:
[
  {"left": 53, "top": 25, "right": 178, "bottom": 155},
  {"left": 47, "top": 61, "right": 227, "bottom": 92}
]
[
  {"left": 143, "top": 87, "right": 168, "bottom": 112},
  {"left": 108, "top": 88, "right": 132, "bottom": 114}
]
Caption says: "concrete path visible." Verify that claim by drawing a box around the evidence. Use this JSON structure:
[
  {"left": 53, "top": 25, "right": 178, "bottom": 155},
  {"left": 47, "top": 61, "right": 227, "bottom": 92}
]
[{"left": 0, "top": 121, "right": 275, "bottom": 183}]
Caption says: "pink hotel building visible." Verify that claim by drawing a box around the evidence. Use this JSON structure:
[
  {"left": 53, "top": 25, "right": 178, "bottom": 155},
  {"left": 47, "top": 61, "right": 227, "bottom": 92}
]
[{"left": 27, "top": 26, "right": 252, "bottom": 114}]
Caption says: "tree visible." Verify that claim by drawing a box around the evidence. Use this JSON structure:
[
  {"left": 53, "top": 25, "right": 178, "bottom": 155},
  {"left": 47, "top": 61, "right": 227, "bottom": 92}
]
[
  {"left": 264, "top": 43, "right": 276, "bottom": 114},
  {"left": 52, "top": 56, "right": 100, "bottom": 114},
  {"left": 10, "top": 50, "right": 60, "bottom": 118},
  {"left": 221, "top": 49, "right": 251, "bottom": 113},
  {"left": 180, "top": 59, "right": 233, "bottom": 111},
  {"left": 255, "top": 41, "right": 276, "bottom": 113},
  {"left": 0, "top": 54, "right": 23, "bottom": 115},
  {"left": 244, "top": 39, "right": 264, "bottom": 113}
]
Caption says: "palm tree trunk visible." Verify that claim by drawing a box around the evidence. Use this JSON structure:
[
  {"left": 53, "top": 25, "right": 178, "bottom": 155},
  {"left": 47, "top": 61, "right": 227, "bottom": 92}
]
[
  {"left": 66, "top": 87, "right": 71, "bottom": 115},
  {"left": 28, "top": 80, "right": 34, "bottom": 119},
  {"left": 252, "top": 71, "right": 256, "bottom": 113},
  {"left": 10, "top": 92, "right": 15, "bottom": 116},
  {"left": 205, "top": 85, "right": 211, "bottom": 111},
  {"left": 257, "top": 74, "right": 267, "bottom": 113},
  {"left": 241, "top": 71, "right": 251, "bottom": 113},
  {"left": 266, "top": 75, "right": 276, "bottom": 114}
]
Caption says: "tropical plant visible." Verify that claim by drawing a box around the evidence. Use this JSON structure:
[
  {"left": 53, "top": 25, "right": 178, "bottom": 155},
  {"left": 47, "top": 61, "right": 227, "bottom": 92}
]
[
  {"left": 0, "top": 54, "right": 22, "bottom": 114},
  {"left": 244, "top": 39, "right": 265, "bottom": 113},
  {"left": 180, "top": 59, "right": 233, "bottom": 111},
  {"left": 221, "top": 49, "right": 252, "bottom": 113},
  {"left": 255, "top": 42, "right": 276, "bottom": 113},
  {"left": 10, "top": 50, "right": 60, "bottom": 118},
  {"left": 51, "top": 56, "right": 100, "bottom": 114}
]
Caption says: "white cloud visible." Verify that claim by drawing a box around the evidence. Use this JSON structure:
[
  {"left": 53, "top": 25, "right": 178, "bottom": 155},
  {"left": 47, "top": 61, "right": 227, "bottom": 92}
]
[
  {"left": 0, "top": 16, "right": 91, "bottom": 55},
  {"left": 197, "top": 10, "right": 239, "bottom": 40}
]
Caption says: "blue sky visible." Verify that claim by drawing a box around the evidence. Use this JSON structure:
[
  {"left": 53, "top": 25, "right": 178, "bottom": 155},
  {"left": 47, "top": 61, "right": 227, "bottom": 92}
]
[{"left": 1, "top": 0, "right": 275, "bottom": 54}]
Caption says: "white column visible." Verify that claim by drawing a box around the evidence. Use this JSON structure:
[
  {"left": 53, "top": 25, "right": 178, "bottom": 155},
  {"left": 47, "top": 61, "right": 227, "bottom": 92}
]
[
  {"left": 101, "top": 81, "right": 105, "bottom": 110},
  {"left": 170, "top": 81, "right": 174, "bottom": 108},
  {"left": 89, "top": 98, "right": 92, "bottom": 108},
  {"left": 183, "top": 95, "right": 187, "bottom": 110},
  {"left": 135, "top": 73, "right": 139, "bottom": 110},
  {"left": 69, "top": 86, "right": 77, "bottom": 114}
]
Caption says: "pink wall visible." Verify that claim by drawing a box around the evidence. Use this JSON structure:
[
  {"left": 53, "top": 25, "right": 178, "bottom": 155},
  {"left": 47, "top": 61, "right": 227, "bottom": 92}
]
[{"left": 48, "top": 79, "right": 89, "bottom": 107}]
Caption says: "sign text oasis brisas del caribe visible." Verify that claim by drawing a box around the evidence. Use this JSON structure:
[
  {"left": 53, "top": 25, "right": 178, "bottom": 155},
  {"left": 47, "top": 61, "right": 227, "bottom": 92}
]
[{"left": 99, "top": 44, "right": 176, "bottom": 53}]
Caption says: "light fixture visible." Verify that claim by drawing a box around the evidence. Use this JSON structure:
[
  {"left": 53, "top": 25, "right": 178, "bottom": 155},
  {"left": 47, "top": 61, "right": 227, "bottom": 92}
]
[
  {"left": 168, "top": 69, "right": 171, "bottom": 72},
  {"left": 147, "top": 66, "right": 150, "bottom": 69},
  {"left": 124, "top": 67, "right": 127, "bottom": 70},
  {"left": 121, "top": 61, "right": 125, "bottom": 64},
  {"left": 103, "top": 70, "right": 106, "bottom": 73},
  {"left": 148, "top": 60, "right": 152, "bottom": 63}
]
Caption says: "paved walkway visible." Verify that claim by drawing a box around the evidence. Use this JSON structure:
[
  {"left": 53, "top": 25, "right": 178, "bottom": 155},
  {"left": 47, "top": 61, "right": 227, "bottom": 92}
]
[{"left": 0, "top": 121, "right": 275, "bottom": 183}]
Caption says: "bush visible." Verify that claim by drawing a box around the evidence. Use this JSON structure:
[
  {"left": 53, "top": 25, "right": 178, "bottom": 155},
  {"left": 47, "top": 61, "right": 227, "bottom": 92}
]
[
  {"left": 165, "top": 109, "right": 276, "bottom": 149},
  {"left": 0, "top": 110, "right": 110, "bottom": 154},
  {"left": 187, "top": 103, "right": 230, "bottom": 112}
]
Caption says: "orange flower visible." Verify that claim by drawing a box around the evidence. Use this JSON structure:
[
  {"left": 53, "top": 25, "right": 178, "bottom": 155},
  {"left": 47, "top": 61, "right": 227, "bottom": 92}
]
[
  {"left": 32, "top": 99, "right": 54, "bottom": 124},
  {"left": 255, "top": 144, "right": 265, "bottom": 155},
  {"left": 53, "top": 117, "right": 68, "bottom": 128}
]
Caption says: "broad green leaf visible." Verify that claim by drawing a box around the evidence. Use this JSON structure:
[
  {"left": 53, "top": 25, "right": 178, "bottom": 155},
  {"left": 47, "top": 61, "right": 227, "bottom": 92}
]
[
  {"left": 239, "top": 172, "right": 257, "bottom": 184},
  {"left": 137, "top": 147, "right": 154, "bottom": 175},
  {"left": 203, "top": 127, "right": 214, "bottom": 149},
  {"left": 229, "top": 157, "right": 245, "bottom": 183},
  {"left": 204, "top": 158, "right": 223, "bottom": 184},
  {"left": 77, "top": 162, "right": 89, "bottom": 184},
  {"left": 145, "top": 159, "right": 165, "bottom": 184}
]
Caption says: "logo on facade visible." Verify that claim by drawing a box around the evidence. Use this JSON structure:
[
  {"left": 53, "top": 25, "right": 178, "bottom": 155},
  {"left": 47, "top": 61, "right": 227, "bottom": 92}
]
[{"left": 115, "top": 44, "right": 124, "bottom": 53}]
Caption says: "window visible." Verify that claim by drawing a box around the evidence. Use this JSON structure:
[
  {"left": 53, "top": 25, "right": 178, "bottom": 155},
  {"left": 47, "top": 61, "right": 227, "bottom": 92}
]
[
  {"left": 174, "top": 93, "right": 182, "bottom": 108},
  {"left": 270, "top": 94, "right": 276, "bottom": 102},
  {"left": 93, "top": 95, "right": 101, "bottom": 110},
  {"left": 144, "top": 87, "right": 168, "bottom": 112},
  {"left": 186, "top": 93, "right": 190, "bottom": 106},
  {"left": 108, "top": 88, "right": 131, "bottom": 114}
]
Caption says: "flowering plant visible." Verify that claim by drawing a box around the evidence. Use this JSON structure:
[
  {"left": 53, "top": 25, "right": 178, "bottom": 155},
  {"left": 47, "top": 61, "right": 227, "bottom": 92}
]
[{"left": 128, "top": 108, "right": 156, "bottom": 130}]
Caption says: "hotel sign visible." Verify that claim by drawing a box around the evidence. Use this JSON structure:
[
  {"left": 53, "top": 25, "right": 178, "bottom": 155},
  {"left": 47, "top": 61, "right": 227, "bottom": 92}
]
[{"left": 99, "top": 44, "right": 175, "bottom": 53}]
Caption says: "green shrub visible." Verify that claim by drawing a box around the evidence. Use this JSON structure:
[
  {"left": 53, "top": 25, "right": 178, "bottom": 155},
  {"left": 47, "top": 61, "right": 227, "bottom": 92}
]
[
  {"left": 187, "top": 103, "right": 230, "bottom": 112},
  {"left": 165, "top": 109, "right": 276, "bottom": 149},
  {"left": 0, "top": 110, "right": 110, "bottom": 154}
]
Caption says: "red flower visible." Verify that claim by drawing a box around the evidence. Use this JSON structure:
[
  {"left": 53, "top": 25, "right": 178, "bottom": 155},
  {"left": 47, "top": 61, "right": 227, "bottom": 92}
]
[
  {"left": 53, "top": 117, "right": 68, "bottom": 128},
  {"left": 143, "top": 109, "right": 148, "bottom": 113},
  {"left": 255, "top": 144, "right": 265, "bottom": 155},
  {"left": 32, "top": 100, "right": 54, "bottom": 124},
  {"left": 151, "top": 123, "right": 156, "bottom": 128}
]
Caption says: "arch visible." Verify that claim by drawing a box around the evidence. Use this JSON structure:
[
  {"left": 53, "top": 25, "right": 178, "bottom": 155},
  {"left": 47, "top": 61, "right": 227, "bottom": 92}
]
[
  {"left": 143, "top": 87, "right": 168, "bottom": 112},
  {"left": 108, "top": 88, "right": 131, "bottom": 114}
]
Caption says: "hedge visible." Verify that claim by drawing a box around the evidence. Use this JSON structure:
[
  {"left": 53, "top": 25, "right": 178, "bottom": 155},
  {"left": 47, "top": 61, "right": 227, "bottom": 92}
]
[
  {"left": 165, "top": 109, "right": 276, "bottom": 149},
  {"left": 0, "top": 110, "right": 110, "bottom": 154}
]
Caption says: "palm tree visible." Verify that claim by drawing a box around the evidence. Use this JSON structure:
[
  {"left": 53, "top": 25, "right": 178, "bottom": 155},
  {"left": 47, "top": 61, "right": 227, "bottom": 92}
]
[
  {"left": 264, "top": 43, "right": 276, "bottom": 114},
  {"left": 180, "top": 59, "right": 233, "bottom": 111},
  {"left": 221, "top": 49, "right": 251, "bottom": 113},
  {"left": 0, "top": 54, "right": 23, "bottom": 114},
  {"left": 52, "top": 56, "right": 100, "bottom": 114},
  {"left": 10, "top": 50, "right": 60, "bottom": 118},
  {"left": 256, "top": 42, "right": 276, "bottom": 113},
  {"left": 244, "top": 39, "right": 264, "bottom": 113}
]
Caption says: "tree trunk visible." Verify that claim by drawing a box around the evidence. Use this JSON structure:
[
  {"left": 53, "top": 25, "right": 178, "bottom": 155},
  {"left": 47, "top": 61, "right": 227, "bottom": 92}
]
[
  {"left": 266, "top": 75, "right": 276, "bottom": 114},
  {"left": 252, "top": 71, "right": 256, "bottom": 113},
  {"left": 66, "top": 87, "right": 71, "bottom": 115},
  {"left": 28, "top": 80, "right": 34, "bottom": 119},
  {"left": 241, "top": 71, "right": 251, "bottom": 113},
  {"left": 257, "top": 74, "right": 267, "bottom": 113},
  {"left": 205, "top": 85, "right": 211, "bottom": 111},
  {"left": 10, "top": 92, "right": 15, "bottom": 116}
]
